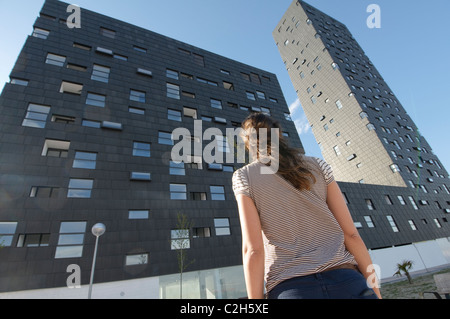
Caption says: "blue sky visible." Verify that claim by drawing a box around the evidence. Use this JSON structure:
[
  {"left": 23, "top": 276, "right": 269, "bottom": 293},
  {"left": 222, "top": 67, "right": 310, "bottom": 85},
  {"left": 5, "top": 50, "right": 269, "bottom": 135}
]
[{"left": 1, "top": 0, "right": 449, "bottom": 173}]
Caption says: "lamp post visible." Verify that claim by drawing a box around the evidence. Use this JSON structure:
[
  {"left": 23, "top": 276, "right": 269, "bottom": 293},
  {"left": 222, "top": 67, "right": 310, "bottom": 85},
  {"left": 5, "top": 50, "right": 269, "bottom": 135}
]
[{"left": 88, "top": 223, "right": 106, "bottom": 299}]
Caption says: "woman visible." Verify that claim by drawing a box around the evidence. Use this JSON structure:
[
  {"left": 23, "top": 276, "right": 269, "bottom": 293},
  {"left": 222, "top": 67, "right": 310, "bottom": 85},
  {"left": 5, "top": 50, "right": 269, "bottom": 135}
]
[{"left": 232, "top": 113, "right": 381, "bottom": 299}]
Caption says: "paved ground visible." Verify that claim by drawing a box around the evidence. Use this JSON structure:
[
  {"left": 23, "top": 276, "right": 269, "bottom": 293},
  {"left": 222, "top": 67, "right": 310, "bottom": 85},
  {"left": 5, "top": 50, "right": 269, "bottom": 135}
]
[{"left": 380, "top": 266, "right": 450, "bottom": 299}]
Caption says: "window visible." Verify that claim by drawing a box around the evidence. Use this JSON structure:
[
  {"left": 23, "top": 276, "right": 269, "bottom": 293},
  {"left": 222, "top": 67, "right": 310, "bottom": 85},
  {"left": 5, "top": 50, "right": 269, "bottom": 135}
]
[
  {"left": 32, "top": 27, "right": 50, "bottom": 39},
  {"left": 10, "top": 78, "right": 29, "bottom": 86},
  {"left": 182, "top": 91, "right": 196, "bottom": 99},
  {"left": 128, "top": 210, "right": 149, "bottom": 220},
  {"left": 367, "top": 123, "right": 376, "bottom": 131},
  {"left": 95, "top": 47, "right": 113, "bottom": 56},
  {"left": 126, "top": 253, "right": 149, "bottom": 266},
  {"left": 191, "top": 192, "right": 207, "bottom": 201},
  {"left": 91, "top": 64, "right": 110, "bottom": 83},
  {"left": 137, "top": 68, "right": 152, "bottom": 77},
  {"left": 384, "top": 195, "right": 393, "bottom": 205},
  {"left": 193, "top": 53, "right": 204, "bottom": 67},
  {"left": 67, "top": 63, "right": 87, "bottom": 72},
  {"left": 183, "top": 107, "right": 197, "bottom": 119},
  {"left": 365, "top": 199, "right": 375, "bottom": 210},
  {"left": 42, "top": 139, "right": 70, "bottom": 157},
  {"left": 256, "top": 91, "right": 266, "bottom": 100},
  {"left": 193, "top": 227, "right": 211, "bottom": 238},
  {"left": 336, "top": 100, "right": 343, "bottom": 109},
  {"left": 133, "top": 45, "right": 147, "bottom": 53},
  {"left": 82, "top": 119, "right": 101, "bottom": 128},
  {"left": 250, "top": 73, "right": 261, "bottom": 84},
  {"left": 333, "top": 145, "right": 341, "bottom": 156},
  {"left": 170, "top": 184, "right": 187, "bottom": 200},
  {"left": 223, "top": 81, "right": 234, "bottom": 91},
  {"left": 129, "top": 106, "right": 145, "bottom": 115},
  {"left": 17, "top": 234, "right": 50, "bottom": 247},
  {"left": 100, "top": 27, "right": 116, "bottom": 38},
  {"left": 284, "top": 113, "right": 292, "bottom": 121},
  {"left": 408, "top": 220, "right": 417, "bottom": 230},
  {"left": 331, "top": 62, "right": 340, "bottom": 70},
  {"left": 158, "top": 131, "right": 173, "bottom": 145},
  {"left": 86, "top": 93, "right": 106, "bottom": 107},
  {"left": 433, "top": 219, "right": 442, "bottom": 228},
  {"left": 60, "top": 81, "right": 83, "bottom": 95},
  {"left": 102, "top": 121, "right": 122, "bottom": 131},
  {"left": 67, "top": 179, "right": 93, "bottom": 198},
  {"left": 30, "top": 186, "right": 59, "bottom": 198},
  {"left": 168, "top": 109, "right": 182, "bottom": 121},
  {"left": 46, "top": 53, "right": 66, "bottom": 67},
  {"left": 22, "top": 103, "right": 50, "bottom": 128},
  {"left": 364, "top": 216, "right": 375, "bottom": 228},
  {"left": 114, "top": 54, "right": 128, "bottom": 61},
  {"left": 359, "top": 112, "right": 368, "bottom": 119},
  {"left": 210, "top": 98, "right": 222, "bottom": 109},
  {"left": 390, "top": 164, "right": 400, "bottom": 173},
  {"left": 73, "top": 152, "right": 97, "bottom": 169},
  {"left": 55, "top": 221, "right": 86, "bottom": 259},
  {"left": 408, "top": 196, "right": 418, "bottom": 210},
  {"left": 171, "top": 229, "right": 190, "bottom": 250},
  {"left": 166, "top": 83, "right": 180, "bottom": 99},
  {"left": 133, "top": 142, "right": 150, "bottom": 157},
  {"left": 214, "top": 218, "right": 231, "bottom": 236},
  {"left": 130, "top": 172, "right": 151, "bottom": 181},
  {"left": 246, "top": 91, "right": 256, "bottom": 101},
  {"left": 386, "top": 216, "right": 399, "bottom": 232},
  {"left": 0, "top": 222, "right": 18, "bottom": 247},
  {"left": 166, "top": 69, "right": 179, "bottom": 80},
  {"left": 130, "top": 89, "right": 146, "bottom": 103},
  {"left": 210, "top": 186, "right": 225, "bottom": 201},
  {"left": 397, "top": 195, "right": 406, "bottom": 205},
  {"left": 170, "top": 161, "right": 185, "bottom": 176},
  {"left": 73, "top": 42, "right": 91, "bottom": 51}
]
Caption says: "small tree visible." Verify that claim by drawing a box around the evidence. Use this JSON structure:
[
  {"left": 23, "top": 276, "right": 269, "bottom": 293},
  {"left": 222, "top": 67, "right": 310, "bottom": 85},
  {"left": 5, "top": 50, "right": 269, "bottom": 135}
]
[
  {"left": 171, "top": 213, "right": 195, "bottom": 299},
  {"left": 393, "top": 260, "right": 414, "bottom": 284}
]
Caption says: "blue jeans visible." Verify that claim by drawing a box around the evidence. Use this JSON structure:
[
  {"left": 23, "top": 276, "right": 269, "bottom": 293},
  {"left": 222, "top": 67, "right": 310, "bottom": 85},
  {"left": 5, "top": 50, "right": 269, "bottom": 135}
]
[{"left": 268, "top": 269, "right": 378, "bottom": 299}]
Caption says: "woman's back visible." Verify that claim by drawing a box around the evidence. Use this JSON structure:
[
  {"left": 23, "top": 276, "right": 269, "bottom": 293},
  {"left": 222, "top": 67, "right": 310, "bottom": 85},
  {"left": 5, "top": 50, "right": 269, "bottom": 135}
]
[{"left": 232, "top": 156, "right": 356, "bottom": 292}]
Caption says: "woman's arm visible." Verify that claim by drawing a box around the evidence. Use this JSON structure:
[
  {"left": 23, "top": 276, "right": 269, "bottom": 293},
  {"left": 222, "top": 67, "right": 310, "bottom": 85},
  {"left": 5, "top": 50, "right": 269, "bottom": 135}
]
[
  {"left": 235, "top": 194, "right": 265, "bottom": 299},
  {"left": 326, "top": 181, "right": 382, "bottom": 299}
]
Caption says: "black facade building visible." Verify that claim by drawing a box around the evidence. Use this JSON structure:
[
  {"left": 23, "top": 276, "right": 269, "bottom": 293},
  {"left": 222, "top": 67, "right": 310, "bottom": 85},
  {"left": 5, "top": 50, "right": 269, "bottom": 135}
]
[
  {"left": 1, "top": 0, "right": 449, "bottom": 298},
  {"left": 0, "top": 0, "right": 298, "bottom": 298}
]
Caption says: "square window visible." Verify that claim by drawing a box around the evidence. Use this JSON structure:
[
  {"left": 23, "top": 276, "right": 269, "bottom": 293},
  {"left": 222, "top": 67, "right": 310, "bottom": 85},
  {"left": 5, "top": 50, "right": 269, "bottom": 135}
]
[
  {"left": 130, "top": 89, "right": 146, "bottom": 103},
  {"left": 46, "top": 53, "right": 66, "bottom": 67},
  {"left": 170, "top": 161, "right": 185, "bottom": 176},
  {"left": 168, "top": 109, "right": 182, "bottom": 121},
  {"left": 170, "top": 184, "right": 187, "bottom": 200},
  {"left": 22, "top": 103, "right": 51, "bottom": 128},
  {"left": 166, "top": 83, "right": 180, "bottom": 100},
  {"left": 133, "top": 142, "right": 150, "bottom": 157},
  {"left": 60, "top": 81, "right": 83, "bottom": 95},
  {"left": 158, "top": 131, "right": 173, "bottom": 145},
  {"left": 86, "top": 93, "right": 106, "bottom": 107},
  {"left": 67, "top": 179, "right": 93, "bottom": 198},
  {"left": 73, "top": 152, "right": 97, "bottom": 169},
  {"left": 214, "top": 218, "right": 231, "bottom": 236},
  {"left": 210, "top": 186, "right": 225, "bottom": 201},
  {"left": 91, "top": 64, "right": 110, "bottom": 83},
  {"left": 32, "top": 28, "right": 50, "bottom": 39}
]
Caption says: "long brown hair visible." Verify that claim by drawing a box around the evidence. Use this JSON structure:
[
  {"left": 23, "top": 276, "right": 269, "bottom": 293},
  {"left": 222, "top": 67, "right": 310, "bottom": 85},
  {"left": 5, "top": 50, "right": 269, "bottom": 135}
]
[{"left": 241, "top": 112, "right": 316, "bottom": 190}]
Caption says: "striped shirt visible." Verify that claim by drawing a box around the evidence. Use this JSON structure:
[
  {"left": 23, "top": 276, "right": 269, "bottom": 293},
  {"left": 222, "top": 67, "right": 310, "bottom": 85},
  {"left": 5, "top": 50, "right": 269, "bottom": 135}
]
[{"left": 232, "top": 156, "right": 356, "bottom": 293}]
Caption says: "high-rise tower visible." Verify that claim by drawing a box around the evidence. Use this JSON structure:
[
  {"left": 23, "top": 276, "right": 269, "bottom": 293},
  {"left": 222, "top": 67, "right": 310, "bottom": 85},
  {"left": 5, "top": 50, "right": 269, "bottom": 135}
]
[{"left": 274, "top": 0, "right": 450, "bottom": 275}]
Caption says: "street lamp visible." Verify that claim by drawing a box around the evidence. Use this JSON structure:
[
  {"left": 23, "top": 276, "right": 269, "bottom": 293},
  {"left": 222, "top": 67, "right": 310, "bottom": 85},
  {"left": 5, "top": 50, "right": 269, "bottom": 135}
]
[{"left": 88, "top": 223, "right": 106, "bottom": 299}]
